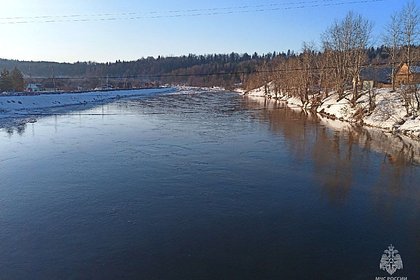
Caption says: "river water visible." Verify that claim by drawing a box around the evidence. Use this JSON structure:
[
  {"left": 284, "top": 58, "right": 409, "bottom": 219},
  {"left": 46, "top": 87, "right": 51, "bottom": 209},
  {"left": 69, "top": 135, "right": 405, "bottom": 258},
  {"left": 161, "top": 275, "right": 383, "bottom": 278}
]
[{"left": 0, "top": 89, "right": 419, "bottom": 279}]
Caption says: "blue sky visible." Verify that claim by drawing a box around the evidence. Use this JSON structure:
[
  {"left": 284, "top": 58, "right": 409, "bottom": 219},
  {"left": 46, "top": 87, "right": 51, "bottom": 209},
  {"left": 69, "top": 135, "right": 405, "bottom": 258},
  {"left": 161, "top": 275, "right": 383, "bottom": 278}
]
[{"left": 0, "top": 0, "right": 410, "bottom": 62}]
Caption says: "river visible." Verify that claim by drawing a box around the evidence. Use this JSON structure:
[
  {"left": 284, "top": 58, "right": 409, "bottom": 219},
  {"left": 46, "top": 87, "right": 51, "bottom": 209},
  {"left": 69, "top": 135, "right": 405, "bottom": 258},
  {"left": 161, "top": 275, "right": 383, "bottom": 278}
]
[{"left": 0, "top": 89, "right": 419, "bottom": 279}]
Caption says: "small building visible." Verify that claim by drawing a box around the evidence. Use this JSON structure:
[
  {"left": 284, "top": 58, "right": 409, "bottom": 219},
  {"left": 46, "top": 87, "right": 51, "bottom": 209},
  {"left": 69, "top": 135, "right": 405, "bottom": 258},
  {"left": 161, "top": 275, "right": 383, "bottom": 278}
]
[
  {"left": 395, "top": 63, "right": 420, "bottom": 86},
  {"left": 359, "top": 67, "right": 392, "bottom": 89},
  {"left": 26, "top": 83, "right": 42, "bottom": 92}
]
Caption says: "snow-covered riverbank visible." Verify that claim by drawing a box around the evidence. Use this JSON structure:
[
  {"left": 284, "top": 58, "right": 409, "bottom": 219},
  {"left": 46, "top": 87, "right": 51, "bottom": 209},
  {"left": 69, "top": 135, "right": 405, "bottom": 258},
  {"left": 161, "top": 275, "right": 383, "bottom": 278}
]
[
  {"left": 0, "top": 88, "right": 175, "bottom": 118},
  {"left": 243, "top": 84, "right": 420, "bottom": 140},
  {"left": 244, "top": 95, "right": 420, "bottom": 164},
  {"left": 0, "top": 87, "right": 177, "bottom": 129}
]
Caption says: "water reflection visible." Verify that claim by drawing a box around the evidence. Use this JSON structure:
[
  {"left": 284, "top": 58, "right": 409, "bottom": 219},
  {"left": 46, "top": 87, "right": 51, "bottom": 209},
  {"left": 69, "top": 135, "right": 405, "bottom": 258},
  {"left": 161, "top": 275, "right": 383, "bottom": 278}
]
[
  {"left": 242, "top": 96, "right": 420, "bottom": 204},
  {"left": 2, "top": 123, "right": 27, "bottom": 136}
]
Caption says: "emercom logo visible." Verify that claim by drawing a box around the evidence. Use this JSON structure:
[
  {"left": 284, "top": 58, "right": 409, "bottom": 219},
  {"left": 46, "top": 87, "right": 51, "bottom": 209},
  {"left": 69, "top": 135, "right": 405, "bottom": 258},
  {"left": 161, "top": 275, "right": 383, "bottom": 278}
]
[
  {"left": 375, "top": 244, "right": 408, "bottom": 280},
  {"left": 380, "top": 245, "right": 403, "bottom": 275}
]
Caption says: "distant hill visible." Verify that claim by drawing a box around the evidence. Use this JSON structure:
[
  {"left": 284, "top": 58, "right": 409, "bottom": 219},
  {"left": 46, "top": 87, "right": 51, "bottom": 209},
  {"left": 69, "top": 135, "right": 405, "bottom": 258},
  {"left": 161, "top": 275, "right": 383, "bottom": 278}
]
[{"left": 0, "top": 52, "right": 281, "bottom": 89}]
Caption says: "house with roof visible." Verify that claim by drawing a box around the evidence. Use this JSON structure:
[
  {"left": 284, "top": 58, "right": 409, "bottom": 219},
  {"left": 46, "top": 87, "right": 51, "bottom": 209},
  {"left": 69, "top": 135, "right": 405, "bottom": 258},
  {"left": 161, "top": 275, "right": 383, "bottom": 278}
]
[
  {"left": 395, "top": 63, "right": 420, "bottom": 86},
  {"left": 359, "top": 66, "right": 392, "bottom": 89}
]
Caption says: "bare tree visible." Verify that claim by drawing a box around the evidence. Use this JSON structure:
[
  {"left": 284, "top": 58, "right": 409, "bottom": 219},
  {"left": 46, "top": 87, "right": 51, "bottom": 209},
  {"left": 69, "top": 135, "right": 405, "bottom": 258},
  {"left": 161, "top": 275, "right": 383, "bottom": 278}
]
[
  {"left": 322, "top": 12, "right": 372, "bottom": 104},
  {"left": 322, "top": 22, "right": 347, "bottom": 98},
  {"left": 259, "top": 61, "right": 271, "bottom": 95},
  {"left": 298, "top": 42, "right": 318, "bottom": 107},
  {"left": 271, "top": 56, "right": 287, "bottom": 98},
  {"left": 348, "top": 13, "right": 372, "bottom": 104},
  {"left": 319, "top": 50, "right": 335, "bottom": 98},
  {"left": 401, "top": 1, "right": 419, "bottom": 69},
  {"left": 283, "top": 57, "right": 300, "bottom": 100},
  {"left": 383, "top": 12, "right": 402, "bottom": 91},
  {"left": 400, "top": 1, "right": 420, "bottom": 114},
  {"left": 367, "top": 87, "right": 377, "bottom": 112}
]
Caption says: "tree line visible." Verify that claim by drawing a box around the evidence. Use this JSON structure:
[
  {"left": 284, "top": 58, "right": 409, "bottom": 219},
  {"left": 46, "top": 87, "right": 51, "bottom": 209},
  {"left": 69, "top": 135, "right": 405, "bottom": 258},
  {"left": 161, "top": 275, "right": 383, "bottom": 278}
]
[
  {"left": 0, "top": 45, "right": 393, "bottom": 93},
  {"left": 0, "top": 68, "right": 25, "bottom": 92},
  {"left": 245, "top": 1, "right": 420, "bottom": 115},
  {"left": 0, "top": 52, "right": 286, "bottom": 91}
]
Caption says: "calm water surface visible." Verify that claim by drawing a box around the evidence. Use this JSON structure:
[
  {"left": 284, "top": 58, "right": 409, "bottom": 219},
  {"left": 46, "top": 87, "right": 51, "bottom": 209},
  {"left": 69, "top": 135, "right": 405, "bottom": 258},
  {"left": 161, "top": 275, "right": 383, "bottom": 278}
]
[{"left": 0, "top": 90, "right": 419, "bottom": 279}]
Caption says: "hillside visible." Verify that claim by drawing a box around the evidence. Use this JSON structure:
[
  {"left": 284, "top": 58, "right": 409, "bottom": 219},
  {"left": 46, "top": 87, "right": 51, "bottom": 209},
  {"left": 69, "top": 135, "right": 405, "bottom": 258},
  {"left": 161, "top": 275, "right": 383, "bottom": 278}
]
[{"left": 0, "top": 53, "right": 279, "bottom": 90}]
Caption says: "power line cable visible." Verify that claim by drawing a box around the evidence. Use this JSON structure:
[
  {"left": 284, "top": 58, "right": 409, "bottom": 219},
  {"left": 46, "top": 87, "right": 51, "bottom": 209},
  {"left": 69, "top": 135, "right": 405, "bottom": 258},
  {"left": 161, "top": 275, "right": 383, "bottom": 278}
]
[
  {"left": 0, "top": 0, "right": 385, "bottom": 25},
  {"left": 0, "top": 0, "right": 335, "bottom": 20},
  {"left": 27, "top": 60, "right": 414, "bottom": 81}
]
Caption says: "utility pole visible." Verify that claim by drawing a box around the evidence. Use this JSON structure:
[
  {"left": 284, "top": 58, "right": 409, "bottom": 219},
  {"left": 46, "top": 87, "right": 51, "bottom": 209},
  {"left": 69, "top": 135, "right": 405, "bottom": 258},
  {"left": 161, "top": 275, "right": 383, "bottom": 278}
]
[{"left": 51, "top": 65, "right": 56, "bottom": 91}]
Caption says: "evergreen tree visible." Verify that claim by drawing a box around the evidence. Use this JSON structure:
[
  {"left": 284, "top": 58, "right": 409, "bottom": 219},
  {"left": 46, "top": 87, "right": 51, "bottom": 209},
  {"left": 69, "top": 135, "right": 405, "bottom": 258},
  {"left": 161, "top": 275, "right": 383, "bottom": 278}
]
[
  {"left": 11, "top": 67, "right": 25, "bottom": 92},
  {"left": 0, "top": 69, "right": 13, "bottom": 92}
]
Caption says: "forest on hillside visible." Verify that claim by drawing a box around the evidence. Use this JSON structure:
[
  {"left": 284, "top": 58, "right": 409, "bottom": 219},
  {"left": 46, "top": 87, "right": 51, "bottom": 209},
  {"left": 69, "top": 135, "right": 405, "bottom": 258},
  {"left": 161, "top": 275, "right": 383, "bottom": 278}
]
[{"left": 0, "top": 52, "right": 281, "bottom": 90}]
